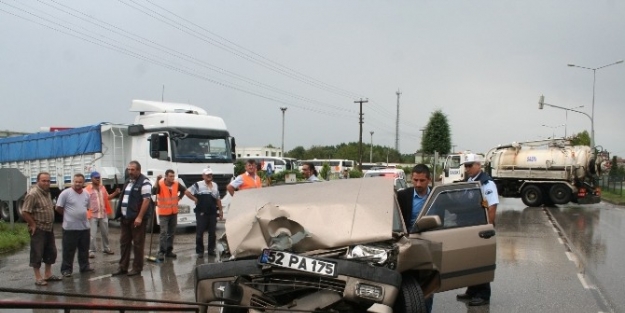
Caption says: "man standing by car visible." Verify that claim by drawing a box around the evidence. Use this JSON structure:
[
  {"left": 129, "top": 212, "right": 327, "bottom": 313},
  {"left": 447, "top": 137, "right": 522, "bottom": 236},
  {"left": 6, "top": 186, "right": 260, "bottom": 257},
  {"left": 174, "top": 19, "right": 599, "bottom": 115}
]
[
  {"left": 456, "top": 153, "right": 499, "bottom": 306},
  {"left": 188, "top": 168, "right": 222, "bottom": 257},
  {"left": 112, "top": 161, "right": 152, "bottom": 277},
  {"left": 227, "top": 159, "right": 262, "bottom": 196},
  {"left": 397, "top": 164, "right": 434, "bottom": 312},
  {"left": 21, "top": 172, "right": 60, "bottom": 286},
  {"left": 152, "top": 169, "right": 197, "bottom": 261},
  {"left": 56, "top": 173, "right": 92, "bottom": 277},
  {"left": 86, "top": 171, "right": 120, "bottom": 258}
]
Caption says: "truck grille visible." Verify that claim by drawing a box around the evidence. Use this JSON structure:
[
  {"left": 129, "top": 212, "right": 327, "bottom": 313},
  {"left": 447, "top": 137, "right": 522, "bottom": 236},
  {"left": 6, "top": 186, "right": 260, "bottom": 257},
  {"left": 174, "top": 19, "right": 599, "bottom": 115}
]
[{"left": 178, "top": 174, "right": 233, "bottom": 198}]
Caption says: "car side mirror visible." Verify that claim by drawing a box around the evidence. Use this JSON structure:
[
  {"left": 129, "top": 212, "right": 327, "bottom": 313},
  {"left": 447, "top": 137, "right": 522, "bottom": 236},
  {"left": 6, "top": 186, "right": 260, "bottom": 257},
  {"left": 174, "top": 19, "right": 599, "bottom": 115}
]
[{"left": 412, "top": 215, "right": 441, "bottom": 233}]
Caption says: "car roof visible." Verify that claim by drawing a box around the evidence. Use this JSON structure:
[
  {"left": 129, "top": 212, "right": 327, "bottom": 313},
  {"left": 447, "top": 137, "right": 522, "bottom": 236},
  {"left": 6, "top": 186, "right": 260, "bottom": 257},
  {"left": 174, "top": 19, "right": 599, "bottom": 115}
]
[{"left": 225, "top": 178, "right": 397, "bottom": 258}]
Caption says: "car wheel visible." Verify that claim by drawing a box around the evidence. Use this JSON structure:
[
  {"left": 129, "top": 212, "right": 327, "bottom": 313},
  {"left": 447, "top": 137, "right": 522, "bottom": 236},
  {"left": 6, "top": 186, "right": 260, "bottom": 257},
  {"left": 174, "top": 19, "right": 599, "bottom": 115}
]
[
  {"left": 0, "top": 201, "right": 10, "bottom": 222},
  {"left": 393, "top": 275, "right": 427, "bottom": 313},
  {"left": 549, "top": 184, "right": 572, "bottom": 205},
  {"left": 521, "top": 185, "right": 543, "bottom": 207}
]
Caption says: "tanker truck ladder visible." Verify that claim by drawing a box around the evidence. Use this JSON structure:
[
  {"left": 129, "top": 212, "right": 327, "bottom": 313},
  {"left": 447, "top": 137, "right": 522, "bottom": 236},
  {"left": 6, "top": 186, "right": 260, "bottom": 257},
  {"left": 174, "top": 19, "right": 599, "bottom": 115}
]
[{"left": 110, "top": 126, "right": 125, "bottom": 176}]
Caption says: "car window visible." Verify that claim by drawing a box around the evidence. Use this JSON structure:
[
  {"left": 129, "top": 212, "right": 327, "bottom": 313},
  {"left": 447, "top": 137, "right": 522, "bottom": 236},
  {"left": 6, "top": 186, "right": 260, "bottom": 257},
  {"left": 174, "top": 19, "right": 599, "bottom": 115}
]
[
  {"left": 392, "top": 200, "right": 405, "bottom": 233},
  {"left": 395, "top": 178, "right": 407, "bottom": 190},
  {"left": 410, "top": 182, "right": 486, "bottom": 233}
]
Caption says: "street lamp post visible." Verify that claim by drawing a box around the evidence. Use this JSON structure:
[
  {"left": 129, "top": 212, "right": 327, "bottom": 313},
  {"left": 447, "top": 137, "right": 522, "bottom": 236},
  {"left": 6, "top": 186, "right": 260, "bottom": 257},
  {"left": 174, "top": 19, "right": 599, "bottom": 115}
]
[
  {"left": 564, "top": 105, "right": 584, "bottom": 138},
  {"left": 567, "top": 60, "right": 623, "bottom": 147},
  {"left": 539, "top": 96, "right": 595, "bottom": 147},
  {"left": 369, "top": 131, "right": 374, "bottom": 163},
  {"left": 280, "top": 107, "right": 287, "bottom": 157},
  {"left": 541, "top": 123, "right": 565, "bottom": 139}
]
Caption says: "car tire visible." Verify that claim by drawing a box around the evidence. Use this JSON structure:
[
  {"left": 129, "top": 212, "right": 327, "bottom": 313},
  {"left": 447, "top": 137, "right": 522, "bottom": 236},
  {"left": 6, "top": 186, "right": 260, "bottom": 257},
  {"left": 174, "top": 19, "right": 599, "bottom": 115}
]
[
  {"left": 393, "top": 274, "right": 427, "bottom": 313},
  {"left": 549, "top": 184, "right": 572, "bottom": 205},
  {"left": 521, "top": 185, "right": 543, "bottom": 207}
]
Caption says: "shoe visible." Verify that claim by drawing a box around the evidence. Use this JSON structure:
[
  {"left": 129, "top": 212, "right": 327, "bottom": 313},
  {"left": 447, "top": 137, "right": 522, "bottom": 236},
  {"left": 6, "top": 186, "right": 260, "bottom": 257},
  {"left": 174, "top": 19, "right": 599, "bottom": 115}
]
[
  {"left": 35, "top": 279, "right": 48, "bottom": 286},
  {"left": 127, "top": 269, "right": 142, "bottom": 276},
  {"left": 80, "top": 267, "right": 95, "bottom": 273},
  {"left": 456, "top": 293, "right": 474, "bottom": 301},
  {"left": 197, "top": 253, "right": 204, "bottom": 259},
  {"left": 157, "top": 252, "right": 165, "bottom": 261},
  {"left": 111, "top": 269, "right": 128, "bottom": 276},
  {"left": 44, "top": 275, "right": 62, "bottom": 282},
  {"left": 89, "top": 251, "right": 95, "bottom": 258},
  {"left": 468, "top": 297, "right": 489, "bottom": 306},
  {"left": 165, "top": 252, "right": 177, "bottom": 258},
  {"left": 103, "top": 250, "right": 114, "bottom": 255},
  {"left": 62, "top": 272, "right": 72, "bottom": 278},
  {"left": 207, "top": 250, "right": 216, "bottom": 256}
]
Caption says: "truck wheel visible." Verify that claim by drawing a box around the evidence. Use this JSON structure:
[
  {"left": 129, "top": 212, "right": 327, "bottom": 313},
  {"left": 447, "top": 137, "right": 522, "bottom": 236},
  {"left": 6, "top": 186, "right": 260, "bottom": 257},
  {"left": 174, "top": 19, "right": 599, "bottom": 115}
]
[
  {"left": 393, "top": 275, "right": 427, "bottom": 313},
  {"left": 549, "top": 184, "right": 572, "bottom": 205},
  {"left": 0, "top": 201, "right": 10, "bottom": 222},
  {"left": 521, "top": 185, "right": 543, "bottom": 207}
]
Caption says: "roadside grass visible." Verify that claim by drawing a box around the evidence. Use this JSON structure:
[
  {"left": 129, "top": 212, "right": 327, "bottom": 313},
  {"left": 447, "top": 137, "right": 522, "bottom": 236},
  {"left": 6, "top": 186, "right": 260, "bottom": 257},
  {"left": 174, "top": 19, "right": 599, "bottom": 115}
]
[
  {"left": 0, "top": 222, "right": 29, "bottom": 254},
  {"left": 601, "top": 190, "right": 625, "bottom": 206}
]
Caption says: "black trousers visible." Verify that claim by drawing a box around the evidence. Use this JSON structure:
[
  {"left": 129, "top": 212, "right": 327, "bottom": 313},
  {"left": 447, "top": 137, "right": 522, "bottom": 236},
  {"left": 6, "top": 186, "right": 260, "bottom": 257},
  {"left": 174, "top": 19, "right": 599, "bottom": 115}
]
[
  {"left": 61, "top": 229, "right": 90, "bottom": 274},
  {"left": 195, "top": 212, "right": 217, "bottom": 254}
]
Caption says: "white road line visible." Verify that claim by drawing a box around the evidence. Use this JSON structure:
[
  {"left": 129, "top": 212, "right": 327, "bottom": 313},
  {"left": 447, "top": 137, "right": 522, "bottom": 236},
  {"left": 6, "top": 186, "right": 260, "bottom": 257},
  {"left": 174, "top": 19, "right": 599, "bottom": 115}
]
[
  {"left": 577, "top": 273, "right": 590, "bottom": 289},
  {"left": 558, "top": 238, "right": 564, "bottom": 245},
  {"left": 552, "top": 227, "right": 559, "bottom": 233},
  {"left": 89, "top": 274, "right": 112, "bottom": 281},
  {"left": 565, "top": 251, "right": 575, "bottom": 262}
]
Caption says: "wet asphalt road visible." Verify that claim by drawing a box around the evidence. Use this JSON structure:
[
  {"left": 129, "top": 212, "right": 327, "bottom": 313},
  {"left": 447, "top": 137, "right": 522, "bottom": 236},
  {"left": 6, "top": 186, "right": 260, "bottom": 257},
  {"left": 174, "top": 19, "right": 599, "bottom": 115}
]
[{"left": 0, "top": 197, "right": 622, "bottom": 312}]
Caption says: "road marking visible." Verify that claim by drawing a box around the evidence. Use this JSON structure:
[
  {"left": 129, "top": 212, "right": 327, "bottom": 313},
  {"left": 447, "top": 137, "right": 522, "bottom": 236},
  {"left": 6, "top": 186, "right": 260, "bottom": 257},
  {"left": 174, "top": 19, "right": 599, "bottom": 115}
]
[
  {"left": 565, "top": 251, "right": 575, "bottom": 262},
  {"left": 89, "top": 274, "right": 112, "bottom": 281},
  {"left": 558, "top": 238, "right": 564, "bottom": 245},
  {"left": 577, "top": 273, "right": 590, "bottom": 289}
]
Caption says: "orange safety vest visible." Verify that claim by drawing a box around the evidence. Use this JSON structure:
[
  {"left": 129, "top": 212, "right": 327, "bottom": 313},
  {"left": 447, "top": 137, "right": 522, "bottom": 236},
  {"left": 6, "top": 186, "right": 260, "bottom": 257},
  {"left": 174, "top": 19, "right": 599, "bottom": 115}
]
[
  {"left": 157, "top": 179, "right": 179, "bottom": 216},
  {"left": 85, "top": 184, "right": 112, "bottom": 219},
  {"left": 239, "top": 172, "right": 262, "bottom": 190}
]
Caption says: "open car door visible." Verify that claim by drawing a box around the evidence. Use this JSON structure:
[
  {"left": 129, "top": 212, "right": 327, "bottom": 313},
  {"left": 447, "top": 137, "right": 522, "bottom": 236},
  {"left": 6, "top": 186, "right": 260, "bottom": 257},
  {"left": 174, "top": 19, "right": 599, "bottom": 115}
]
[{"left": 409, "top": 182, "right": 496, "bottom": 292}]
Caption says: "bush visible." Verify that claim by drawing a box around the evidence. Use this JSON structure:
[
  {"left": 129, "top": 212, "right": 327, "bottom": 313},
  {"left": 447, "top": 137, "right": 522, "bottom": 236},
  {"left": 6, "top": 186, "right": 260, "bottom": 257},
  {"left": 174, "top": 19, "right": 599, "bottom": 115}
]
[
  {"left": 0, "top": 222, "right": 30, "bottom": 253},
  {"left": 348, "top": 169, "right": 363, "bottom": 178}
]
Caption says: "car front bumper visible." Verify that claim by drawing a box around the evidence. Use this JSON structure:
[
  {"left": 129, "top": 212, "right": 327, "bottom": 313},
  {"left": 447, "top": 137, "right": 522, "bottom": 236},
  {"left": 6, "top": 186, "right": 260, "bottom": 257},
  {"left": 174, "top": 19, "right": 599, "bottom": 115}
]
[{"left": 195, "top": 258, "right": 401, "bottom": 310}]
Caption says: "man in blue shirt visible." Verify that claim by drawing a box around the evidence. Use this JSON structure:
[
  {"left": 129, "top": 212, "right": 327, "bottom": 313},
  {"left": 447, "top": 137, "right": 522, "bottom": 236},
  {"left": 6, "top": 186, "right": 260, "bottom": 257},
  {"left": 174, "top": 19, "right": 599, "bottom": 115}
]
[{"left": 396, "top": 163, "right": 433, "bottom": 312}]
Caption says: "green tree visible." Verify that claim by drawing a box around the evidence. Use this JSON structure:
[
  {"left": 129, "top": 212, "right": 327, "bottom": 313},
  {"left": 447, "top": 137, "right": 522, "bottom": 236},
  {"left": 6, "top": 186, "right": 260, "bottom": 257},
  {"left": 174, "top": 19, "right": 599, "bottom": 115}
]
[
  {"left": 609, "top": 156, "right": 619, "bottom": 177},
  {"left": 421, "top": 110, "right": 451, "bottom": 154},
  {"left": 570, "top": 130, "right": 591, "bottom": 146},
  {"left": 287, "top": 146, "right": 306, "bottom": 159},
  {"left": 234, "top": 160, "right": 245, "bottom": 176}
]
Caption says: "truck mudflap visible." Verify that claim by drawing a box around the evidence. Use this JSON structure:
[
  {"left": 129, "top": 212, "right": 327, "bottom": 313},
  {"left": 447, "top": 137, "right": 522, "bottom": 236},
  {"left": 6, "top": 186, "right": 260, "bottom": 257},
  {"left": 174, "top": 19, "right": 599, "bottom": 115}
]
[
  {"left": 195, "top": 258, "right": 401, "bottom": 310},
  {"left": 577, "top": 195, "right": 601, "bottom": 205}
]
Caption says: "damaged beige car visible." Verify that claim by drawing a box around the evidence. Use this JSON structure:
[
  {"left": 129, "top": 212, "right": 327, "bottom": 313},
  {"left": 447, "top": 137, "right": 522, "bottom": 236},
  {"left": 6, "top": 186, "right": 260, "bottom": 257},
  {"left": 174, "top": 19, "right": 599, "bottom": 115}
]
[{"left": 195, "top": 178, "right": 496, "bottom": 313}]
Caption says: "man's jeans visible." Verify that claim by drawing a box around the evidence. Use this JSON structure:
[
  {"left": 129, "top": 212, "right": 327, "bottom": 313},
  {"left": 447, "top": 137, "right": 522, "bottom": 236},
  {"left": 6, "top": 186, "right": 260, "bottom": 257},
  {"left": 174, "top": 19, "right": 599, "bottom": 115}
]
[
  {"left": 89, "top": 217, "right": 110, "bottom": 252},
  {"left": 158, "top": 214, "right": 177, "bottom": 253}
]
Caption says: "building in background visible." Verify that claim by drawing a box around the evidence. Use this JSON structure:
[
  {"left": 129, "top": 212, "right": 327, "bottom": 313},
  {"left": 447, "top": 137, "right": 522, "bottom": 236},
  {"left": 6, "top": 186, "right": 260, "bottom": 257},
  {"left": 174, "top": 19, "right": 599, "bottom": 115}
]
[{"left": 236, "top": 146, "right": 283, "bottom": 158}]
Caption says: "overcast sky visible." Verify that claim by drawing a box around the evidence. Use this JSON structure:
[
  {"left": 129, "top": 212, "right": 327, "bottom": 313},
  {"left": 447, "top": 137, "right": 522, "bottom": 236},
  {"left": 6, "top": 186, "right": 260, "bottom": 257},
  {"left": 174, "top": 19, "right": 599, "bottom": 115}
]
[{"left": 1, "top": 1, "right": 624, "bottom": 156}]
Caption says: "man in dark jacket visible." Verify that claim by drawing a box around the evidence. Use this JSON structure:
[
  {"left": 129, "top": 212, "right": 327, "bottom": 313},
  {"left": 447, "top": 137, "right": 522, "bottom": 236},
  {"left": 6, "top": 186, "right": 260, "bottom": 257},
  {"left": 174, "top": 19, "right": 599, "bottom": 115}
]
[
  {"left": 396, "top": 163, "right": 433, "bottom": 313},
  {"left": 112, "top": 161, "right": 152, "bottom": 277}
]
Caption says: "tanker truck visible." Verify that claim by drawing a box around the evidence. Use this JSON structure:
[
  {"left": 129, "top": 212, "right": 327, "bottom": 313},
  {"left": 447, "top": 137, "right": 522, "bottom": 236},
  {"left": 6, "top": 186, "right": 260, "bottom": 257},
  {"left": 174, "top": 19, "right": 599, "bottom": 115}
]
[
  {"left": 0, "top": 100, "right": 236, "bottom": 226},
  {"left": 484, "top": 139, "right": 607, "bottom": 207}
]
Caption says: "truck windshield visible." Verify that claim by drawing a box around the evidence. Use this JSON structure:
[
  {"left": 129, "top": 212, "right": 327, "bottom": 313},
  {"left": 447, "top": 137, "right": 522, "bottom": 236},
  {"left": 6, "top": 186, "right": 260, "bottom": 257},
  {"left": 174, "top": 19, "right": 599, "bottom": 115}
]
[{"left": 172, "top": 136, "right": 232, "bottom": 163}]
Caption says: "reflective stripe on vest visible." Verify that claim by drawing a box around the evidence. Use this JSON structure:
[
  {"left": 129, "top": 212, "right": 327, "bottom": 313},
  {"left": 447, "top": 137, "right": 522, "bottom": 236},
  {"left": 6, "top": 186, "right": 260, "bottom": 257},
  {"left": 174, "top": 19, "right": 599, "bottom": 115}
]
[
  {"left": 157, "top": 180, "right": 179, "bottom": 215},
  {"left": 240, "top": 173, "right": 262, "bottom": 190}
]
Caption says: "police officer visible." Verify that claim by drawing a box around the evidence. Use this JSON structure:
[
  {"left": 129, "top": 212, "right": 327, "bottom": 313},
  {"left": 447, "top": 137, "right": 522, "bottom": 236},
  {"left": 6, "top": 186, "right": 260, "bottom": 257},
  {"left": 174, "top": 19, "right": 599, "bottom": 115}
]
[
  {"left": 456, "top": 153, "right": 499, "bottom": 306},
  {"left": 188, "top": 168, "right": 223, "bottom": 258}
]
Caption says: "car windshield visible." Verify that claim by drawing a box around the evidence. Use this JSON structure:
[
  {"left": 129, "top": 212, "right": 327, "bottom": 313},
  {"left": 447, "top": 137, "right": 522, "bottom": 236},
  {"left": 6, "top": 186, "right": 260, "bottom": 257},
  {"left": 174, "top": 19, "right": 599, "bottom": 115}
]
[{"left": 172, "top": 136, "right": 232, "bottom": 163}]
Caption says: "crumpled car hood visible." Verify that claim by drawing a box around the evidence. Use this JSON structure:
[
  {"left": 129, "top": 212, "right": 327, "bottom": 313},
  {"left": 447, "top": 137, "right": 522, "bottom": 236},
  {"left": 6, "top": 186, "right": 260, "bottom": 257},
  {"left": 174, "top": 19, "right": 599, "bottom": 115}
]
[{"left": 225, "top": 178, "right": 397, "bottom": 258}]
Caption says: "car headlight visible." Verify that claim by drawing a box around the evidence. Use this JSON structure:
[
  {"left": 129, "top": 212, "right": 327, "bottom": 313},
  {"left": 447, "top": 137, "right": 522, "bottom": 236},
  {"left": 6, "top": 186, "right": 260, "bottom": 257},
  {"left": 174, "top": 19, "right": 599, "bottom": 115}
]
[{"left": 346, "top": 245, "right": 389, "bottom": 265}]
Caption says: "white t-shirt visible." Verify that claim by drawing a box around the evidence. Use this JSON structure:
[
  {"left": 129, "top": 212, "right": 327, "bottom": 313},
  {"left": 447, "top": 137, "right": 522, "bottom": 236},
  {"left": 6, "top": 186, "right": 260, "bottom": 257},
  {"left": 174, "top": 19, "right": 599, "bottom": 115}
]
[{"left": 57, "top": 188, "right": 90, "bottom": 230}]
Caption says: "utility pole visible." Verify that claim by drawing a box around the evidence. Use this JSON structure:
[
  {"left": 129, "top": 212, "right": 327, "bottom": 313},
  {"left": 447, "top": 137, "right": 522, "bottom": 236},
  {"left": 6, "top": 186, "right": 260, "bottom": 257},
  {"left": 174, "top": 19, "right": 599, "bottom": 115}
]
[
  {"left": 280, "top": 107, "right": 287, "bottom": 157},
  {"left": 395, "top": 89, "right": 401, "bottom": 152},
  {"left": 355, "top": 98, "right": 368, "bottom": 171},
  {"left": 369, "top": 131, "right": 374, "bottom": 163},
  {"left": 161, "top": 85, "right": 165, "bottom": 102}
]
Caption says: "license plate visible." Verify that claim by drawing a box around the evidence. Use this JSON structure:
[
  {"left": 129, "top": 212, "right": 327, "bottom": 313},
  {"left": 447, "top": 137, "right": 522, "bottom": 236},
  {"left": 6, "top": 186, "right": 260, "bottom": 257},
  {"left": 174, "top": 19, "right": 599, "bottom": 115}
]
[{"left": 258, "top": 249, "right": 337, "bottom": 277}]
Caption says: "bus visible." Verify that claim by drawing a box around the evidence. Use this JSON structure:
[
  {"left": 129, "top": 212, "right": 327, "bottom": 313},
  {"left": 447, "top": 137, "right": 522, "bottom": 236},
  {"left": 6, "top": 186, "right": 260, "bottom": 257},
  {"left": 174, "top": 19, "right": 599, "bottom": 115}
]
[
  {"left": 236, "top": 156, "right": 298, "bottom": 174},
  {"left": 297, "top": 159, "right": 355, "bottom": 179}
]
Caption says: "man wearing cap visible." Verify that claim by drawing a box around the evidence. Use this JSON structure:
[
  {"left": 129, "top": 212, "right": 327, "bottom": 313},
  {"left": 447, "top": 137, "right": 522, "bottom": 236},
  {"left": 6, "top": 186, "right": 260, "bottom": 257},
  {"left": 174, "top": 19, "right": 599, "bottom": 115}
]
[
  {"left": 456, "top": 153, "right": 499, "bottom": 307},
  {"left": 86, "top": 171, "right": 120, "bottom": 258},
  {"left": 152, "top": 169, "right": 197, "bottom": 261},
  {"left": 227, "top": 159, "right": 262, "bottom": 196},
  {"left": 188, "top": 168, "right": 223, "bottom": 257}
]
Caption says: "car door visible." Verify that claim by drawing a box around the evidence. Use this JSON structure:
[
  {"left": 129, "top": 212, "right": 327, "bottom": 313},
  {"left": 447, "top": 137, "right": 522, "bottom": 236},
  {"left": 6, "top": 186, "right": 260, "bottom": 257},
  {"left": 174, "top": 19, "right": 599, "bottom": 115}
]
[{"left": 408, "top": 182, "right": 496, "bottom": 292}]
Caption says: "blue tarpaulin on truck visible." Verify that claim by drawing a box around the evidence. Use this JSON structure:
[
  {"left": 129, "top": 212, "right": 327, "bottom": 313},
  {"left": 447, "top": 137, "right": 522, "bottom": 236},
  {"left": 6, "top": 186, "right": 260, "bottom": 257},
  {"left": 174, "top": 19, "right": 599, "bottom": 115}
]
[{"left": 0, "top": 125, "right": 102, "bottom": 163}]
